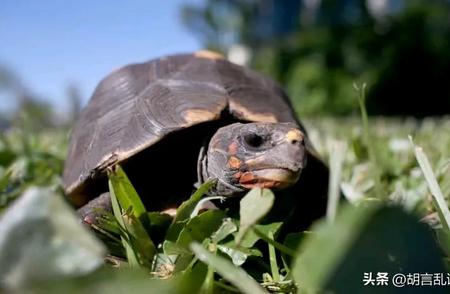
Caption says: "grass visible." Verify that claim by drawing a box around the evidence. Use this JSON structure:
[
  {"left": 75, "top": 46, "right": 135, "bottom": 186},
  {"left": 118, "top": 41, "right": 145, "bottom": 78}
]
[
  {"left": 0, "top": 106, "right": 450, "bottom": 292},
  {"left": 410, "top": 136, "right": 450, "bottom": 230}
]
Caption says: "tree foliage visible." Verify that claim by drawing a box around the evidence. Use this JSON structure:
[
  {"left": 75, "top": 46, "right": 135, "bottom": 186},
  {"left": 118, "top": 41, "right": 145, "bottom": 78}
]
[{"left": 182, "top": 0, "right": 450, "bottom": 116}]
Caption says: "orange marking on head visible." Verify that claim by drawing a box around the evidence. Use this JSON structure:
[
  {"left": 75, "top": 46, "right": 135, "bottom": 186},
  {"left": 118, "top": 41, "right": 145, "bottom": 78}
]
[
  {"left": 228, "top": 141, "right": 238, "bottom": 155},
  {"left": 227, "top": 156, "right": 242, "bottom": 169}
]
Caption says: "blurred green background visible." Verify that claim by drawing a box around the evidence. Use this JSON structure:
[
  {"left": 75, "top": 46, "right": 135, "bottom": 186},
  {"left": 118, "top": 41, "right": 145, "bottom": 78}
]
[
  {"left": 1, "top": 0, "right": 449, "bottom": 131},
  {"left": 182, "top": 0, "right": 450, "bottom": 117}
]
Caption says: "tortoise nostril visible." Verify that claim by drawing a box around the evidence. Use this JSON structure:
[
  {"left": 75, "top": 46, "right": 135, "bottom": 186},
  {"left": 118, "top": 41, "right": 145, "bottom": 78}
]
[{"left": 285, "top": 129, "right": 304, "bottom": 146}]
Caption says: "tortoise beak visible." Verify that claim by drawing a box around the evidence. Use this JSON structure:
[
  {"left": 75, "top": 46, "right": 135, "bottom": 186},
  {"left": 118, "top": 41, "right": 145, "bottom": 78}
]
[{"left": 238, "top": 168, "right": 301, "bottom": 189}]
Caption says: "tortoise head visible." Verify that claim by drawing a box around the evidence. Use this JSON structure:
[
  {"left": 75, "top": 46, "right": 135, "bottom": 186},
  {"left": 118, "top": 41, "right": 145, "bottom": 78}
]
[{"left": 199, "top": 122, "right": 307, "bottom": 196}]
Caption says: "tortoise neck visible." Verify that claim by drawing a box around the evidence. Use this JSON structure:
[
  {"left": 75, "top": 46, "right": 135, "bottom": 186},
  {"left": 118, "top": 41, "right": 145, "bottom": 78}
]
[
  {"left": 196, "top": 141, "right": 209, "bottom": 186},
  {"left": 196, "top": 132, "right": 245, "bottom": 197}
]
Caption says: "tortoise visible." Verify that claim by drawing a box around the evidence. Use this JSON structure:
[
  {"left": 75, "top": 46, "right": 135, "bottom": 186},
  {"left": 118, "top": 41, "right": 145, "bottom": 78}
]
[{"left": 63, "top": 50, "right": 329, "bottom": 229}]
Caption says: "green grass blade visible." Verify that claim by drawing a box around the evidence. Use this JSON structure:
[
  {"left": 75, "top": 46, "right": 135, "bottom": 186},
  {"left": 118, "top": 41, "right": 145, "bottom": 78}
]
[
  {"left": 176, "top": 210, "right": 226, "bottom": 249},
  {"left": 214, "top": 281, "right": 240, "bottom": 293},
  {"left": 166, "top": 180, "right": 216, "bottom": 241},
  {"left": 292, "top": 204, "right": 446, "bottom": 293},
  {"left": 236, "top": 188, "right": 274, "bottom": 244},
  {"left": 190, "top": 242, "right": 269, "bottom": 294},
  {"left": 0, "top": 169, "right": 12, "bottom": 192},
  {"left": 107, "top": 165, "right": 146, "bottom": 220},
  {"left": 354, "top": 82, "right": 382, "bottom": 198},
  {"left": 108, "top": 179, "right": 140, "bottom": 268},
  {"left": 267, "top": 230, "right": 280, "bottom": 282},
  {"left": 108, "top": 167, "right": 157, "bottom": 269},
  {"left": 239, "top": 222, "right": 282, "bottom": 248},
  {"left": 326, "top": 140, "right": 346, "bottom": 223},
  {"left": 410, "top": 137, "right": 450, "bottom": 231},
  {"left": 201, "top": 262, "right": 215, "bottom": 294},
  {"left": 173, "top": 179, "right": 216, "bottom": 223},
  {"left": 253, "top": 228, "right": 296, "bottom": 257},
  {"left": 122, "top": 213, "right": 156, "bottom": 269},
  {"left": 211, "top": 218, "right": 237, "bottom": 244},
  {"left": 108, "top": 180, "right": 124, "bottom": 228}
]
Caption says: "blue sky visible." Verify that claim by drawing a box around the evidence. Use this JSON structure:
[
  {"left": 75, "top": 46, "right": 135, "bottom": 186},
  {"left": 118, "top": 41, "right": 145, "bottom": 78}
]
[{"left": 0, "top": 0, "right": 203, "bottom": 112}]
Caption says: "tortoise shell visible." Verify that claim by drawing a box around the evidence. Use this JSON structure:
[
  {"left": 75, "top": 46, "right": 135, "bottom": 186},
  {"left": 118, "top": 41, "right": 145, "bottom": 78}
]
[{"left": 63, "top": 51, "right": 319, "bottom": 206}]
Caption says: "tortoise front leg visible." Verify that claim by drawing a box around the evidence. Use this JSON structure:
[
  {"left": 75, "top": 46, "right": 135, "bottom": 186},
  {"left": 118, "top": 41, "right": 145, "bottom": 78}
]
[{"left": 77, "top": 192, "right": 112, "bottom": 225}]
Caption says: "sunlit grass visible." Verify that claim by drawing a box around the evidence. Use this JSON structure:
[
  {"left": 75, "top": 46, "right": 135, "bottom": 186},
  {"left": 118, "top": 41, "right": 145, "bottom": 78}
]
[{"left": 1, "top": 111, "right": 449, "bottom": 292}]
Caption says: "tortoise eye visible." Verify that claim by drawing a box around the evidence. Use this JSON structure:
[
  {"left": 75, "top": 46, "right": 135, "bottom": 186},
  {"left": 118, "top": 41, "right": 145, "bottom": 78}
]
[{"left": 243, "top": 133, "right": 264, "bottom": 149}]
